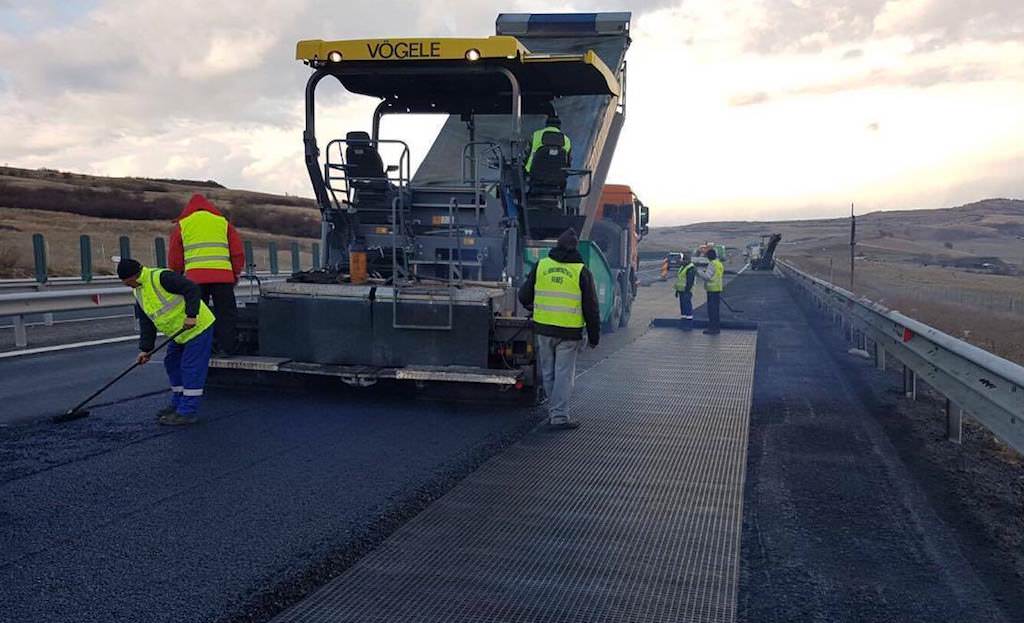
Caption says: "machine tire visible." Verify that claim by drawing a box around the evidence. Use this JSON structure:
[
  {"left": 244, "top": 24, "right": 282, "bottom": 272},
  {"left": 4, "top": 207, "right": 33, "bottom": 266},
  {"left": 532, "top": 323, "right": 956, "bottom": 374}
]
[
  {"left": 619, "top": 281, "right": 631, "bottom": 328},
  {"left": 604, "top": 290, "right": 622, "bottom": 333}
]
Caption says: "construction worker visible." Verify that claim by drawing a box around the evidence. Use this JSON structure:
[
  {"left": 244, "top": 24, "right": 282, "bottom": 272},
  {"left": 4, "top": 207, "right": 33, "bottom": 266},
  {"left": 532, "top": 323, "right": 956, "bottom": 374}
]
[
  {"left": 697, "top": 247, "right": 725, "bottom": 335},
  {"left": 524, "top": 114, "right": 572, "bottom": 174},
  {"left": 118, "top": 258, "right": 215, "bottom": 426},
  {"left": 674, "top": 251, "right": 695, "bottom": 331},
  {"left": 518, "top": 228, "right": 600, "bottom": 430},
  {"left": 168, "top": 194, "right": 244, "bottom": 357}
]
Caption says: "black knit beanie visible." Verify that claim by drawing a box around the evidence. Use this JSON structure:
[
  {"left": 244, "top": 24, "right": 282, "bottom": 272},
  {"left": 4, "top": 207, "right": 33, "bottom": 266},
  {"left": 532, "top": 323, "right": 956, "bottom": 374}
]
[
  {"left": 556, "top": 228, "right": 579, "bottom": 250},
  {"left": 117, "top": 258, "right": 142, "bottom": 280}
]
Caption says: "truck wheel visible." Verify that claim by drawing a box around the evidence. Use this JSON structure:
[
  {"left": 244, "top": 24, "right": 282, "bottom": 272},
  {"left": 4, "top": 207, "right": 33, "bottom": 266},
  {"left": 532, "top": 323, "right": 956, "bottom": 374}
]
[
  {"left": 604, "top": 291, "right": 622, "bottom": 333},
  {"left": 619, "top": 282, "right": 631, "bottom": 328}
]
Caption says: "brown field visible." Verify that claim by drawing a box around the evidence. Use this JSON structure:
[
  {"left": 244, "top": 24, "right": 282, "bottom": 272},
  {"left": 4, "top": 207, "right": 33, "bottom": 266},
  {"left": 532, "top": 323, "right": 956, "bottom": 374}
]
[
  {"left": 788, "top": 253, "right": 1024, "bottom": 365},
  {"left": 0, "top": 166, "right": 321, "bottom": 277},
  {"left": 648, "top": 198, "right": 1024, "bottom": 365}
]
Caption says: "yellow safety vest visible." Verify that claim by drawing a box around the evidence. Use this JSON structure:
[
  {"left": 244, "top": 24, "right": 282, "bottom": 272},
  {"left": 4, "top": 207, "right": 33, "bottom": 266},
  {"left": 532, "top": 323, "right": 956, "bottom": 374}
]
[
  {"left": 134, "top": 267, "right": 215, "bottom": 344},
  {"left": 532, "top": 257, "right": 585, "bottom": 329},
  {"left": 525, "top": 127, "right": 572, "bottom": 173},
  {"left": 674, "top": 263, "right": 694, "bottom": 293},
  {"left": 705, "top": 259, "right": 724, "bottom": 293},
  {"left": 180, "top": 210, "right": 232, "bottom": 272}
]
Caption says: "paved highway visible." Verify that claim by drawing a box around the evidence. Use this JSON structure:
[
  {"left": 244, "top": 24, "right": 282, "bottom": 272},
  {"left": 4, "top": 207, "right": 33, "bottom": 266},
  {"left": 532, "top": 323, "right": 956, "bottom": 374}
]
[{"left": 2, "top": 274, "right": 1017, "bottom": 623}]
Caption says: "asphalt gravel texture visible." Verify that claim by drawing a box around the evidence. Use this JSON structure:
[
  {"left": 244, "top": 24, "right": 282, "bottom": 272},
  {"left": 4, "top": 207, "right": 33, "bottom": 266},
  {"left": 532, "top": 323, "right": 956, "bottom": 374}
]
[
  {"left": 0, "top": 284, "right": 681, "bottom": 623},
  {"left": 1, "top": 387, "right": 543, "bottom": 623},
  {"left": 733, "top": 271, "right": 1018, "bottom": 622}
]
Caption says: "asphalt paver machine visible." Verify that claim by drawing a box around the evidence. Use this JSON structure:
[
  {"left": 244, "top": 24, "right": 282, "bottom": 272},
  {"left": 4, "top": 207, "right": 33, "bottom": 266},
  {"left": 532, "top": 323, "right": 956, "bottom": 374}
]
[{"left": 219, "top": 13, "right": 633, "bottom": 395}]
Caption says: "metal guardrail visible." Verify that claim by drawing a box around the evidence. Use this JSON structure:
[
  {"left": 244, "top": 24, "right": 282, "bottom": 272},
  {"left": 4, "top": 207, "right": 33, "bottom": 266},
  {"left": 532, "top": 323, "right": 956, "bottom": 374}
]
[
  {"left": 0, "top": 271, "right": 281, "bottom": 292},
  {"left": 0, "top": 278, "right": 272, "bottom": 349},
  {"left": 3, "top": 232, "right": 318, "bottom": 290},
  {"left": 777, "top": 259, "right": 1024, "bottom": 455}
]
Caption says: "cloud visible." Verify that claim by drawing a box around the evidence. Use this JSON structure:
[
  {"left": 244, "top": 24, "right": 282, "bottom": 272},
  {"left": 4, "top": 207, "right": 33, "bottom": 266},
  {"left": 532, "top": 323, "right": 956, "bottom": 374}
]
[
  {"left": 730, "top": 91, "right": 771, "bottom": 107},
  {"left": 0, "top": 0, "right": 1022, "bottom": 225},
  {"left": 747, "top": 0, "right": 1024, "bottom": 55}
]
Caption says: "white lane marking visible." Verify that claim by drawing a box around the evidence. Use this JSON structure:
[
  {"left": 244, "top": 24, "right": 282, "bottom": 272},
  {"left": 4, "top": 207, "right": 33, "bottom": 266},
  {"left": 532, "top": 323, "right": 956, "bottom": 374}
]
[{"left": 0, "top": 335, "right": 138, "bottom": 359}]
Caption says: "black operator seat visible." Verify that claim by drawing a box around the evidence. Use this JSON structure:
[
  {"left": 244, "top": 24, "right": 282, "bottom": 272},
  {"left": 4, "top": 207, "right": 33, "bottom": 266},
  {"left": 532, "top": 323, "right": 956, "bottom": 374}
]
[
  {"left": 526, "top": 131, "right": 570, "bottom": 211},
  {"left": 344, "top": 131, "right": 389, "bottom": 209}
]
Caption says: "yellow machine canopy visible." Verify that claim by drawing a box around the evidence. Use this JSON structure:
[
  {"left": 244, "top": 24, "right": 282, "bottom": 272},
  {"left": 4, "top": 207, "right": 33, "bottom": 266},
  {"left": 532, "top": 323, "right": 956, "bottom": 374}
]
[{"left": 296, "top": 35, "right": 619, "bottom": 114}]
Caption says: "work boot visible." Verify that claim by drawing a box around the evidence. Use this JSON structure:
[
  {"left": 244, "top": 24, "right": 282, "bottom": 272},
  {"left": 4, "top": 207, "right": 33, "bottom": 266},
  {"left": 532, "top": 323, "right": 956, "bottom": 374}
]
[
  {"left": 158, "top": 413, "right": 198, "bottom": 426},
  {"left": 155, "top": 405, "right": 177, "bottom": 419}
]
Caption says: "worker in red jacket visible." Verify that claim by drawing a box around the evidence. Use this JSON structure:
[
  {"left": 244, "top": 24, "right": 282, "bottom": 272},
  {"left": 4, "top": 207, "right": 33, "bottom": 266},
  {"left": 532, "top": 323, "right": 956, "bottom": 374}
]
[{"left": 168, "top": 194, "right": 245, "bottom": 356}]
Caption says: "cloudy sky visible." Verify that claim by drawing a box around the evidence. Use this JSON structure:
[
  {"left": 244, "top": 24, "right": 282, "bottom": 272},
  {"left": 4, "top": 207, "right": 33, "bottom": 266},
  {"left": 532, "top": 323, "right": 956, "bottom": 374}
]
[{"left": 1, "top": 1, "right": 1022, "bottom": 225}]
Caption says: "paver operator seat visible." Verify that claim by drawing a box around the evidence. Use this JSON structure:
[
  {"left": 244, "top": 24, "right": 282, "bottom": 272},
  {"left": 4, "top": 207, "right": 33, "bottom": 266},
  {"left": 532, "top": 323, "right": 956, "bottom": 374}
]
[
  {"left": 344, "top": 131, "right": 390, "bottom": 210},
  {"left": 526, "top": 130, "right": 571, "bottom": 212}
]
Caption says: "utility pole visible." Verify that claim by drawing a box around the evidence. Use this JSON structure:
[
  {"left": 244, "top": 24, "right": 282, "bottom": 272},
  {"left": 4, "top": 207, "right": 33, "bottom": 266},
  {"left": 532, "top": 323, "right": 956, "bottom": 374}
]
[{"left": 849, "top": 202, "right": 856, "bottom": 289}]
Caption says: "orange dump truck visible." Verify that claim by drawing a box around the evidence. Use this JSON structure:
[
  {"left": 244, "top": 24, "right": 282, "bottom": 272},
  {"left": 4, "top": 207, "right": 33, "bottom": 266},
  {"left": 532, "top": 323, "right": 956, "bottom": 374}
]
[{"left": 585, "top": 184, "right": 650, "bottom": 327}]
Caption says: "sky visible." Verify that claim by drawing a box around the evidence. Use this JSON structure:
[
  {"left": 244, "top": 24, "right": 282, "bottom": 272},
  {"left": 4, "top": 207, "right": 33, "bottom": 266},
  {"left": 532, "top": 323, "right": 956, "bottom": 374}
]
[{"left": 0, "top": 0, "right": 1022, "bottom": 225}]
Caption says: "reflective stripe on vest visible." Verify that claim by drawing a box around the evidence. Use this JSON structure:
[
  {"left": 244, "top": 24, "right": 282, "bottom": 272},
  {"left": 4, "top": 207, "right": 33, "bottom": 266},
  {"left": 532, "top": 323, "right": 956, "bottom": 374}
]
[
  {"left": 180, "top": 211, "right": 232, "bottom": 272},
  {"left": 533, "top": 257, "right": 585, "bottom": 329},
  {"left": 134, "top": 267, "right": 216, "bottom": 344},
  {"left": 705, "top": 259, "right": 724, "bottom": 292},
  {"left": 674, "top": 263, "right": 694, "bottom": 292},
  {"left": 525, "top": 127, "right": 572, "bottom": 172}
]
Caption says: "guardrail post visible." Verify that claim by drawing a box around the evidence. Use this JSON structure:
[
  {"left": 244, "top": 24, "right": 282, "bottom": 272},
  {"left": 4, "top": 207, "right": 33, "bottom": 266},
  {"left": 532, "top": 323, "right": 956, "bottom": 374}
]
[
  {"left": 32, "top": 233, "right": 47, "bottom": 284},
  {"left": 312, "top": 243, "right": 321, "bottom": 270},
  {"left": 268, "top": 242, "right": 279, "bottom": 275},
  {"left": 13, "top": 315, "right": 27, "bottom": 348},
  {"left": 119, "top": 236, "right": 131, "bottom": 260},
  {"left": 244, "top": 241, "right": 255, "bottom": 275},
  {"left": 154, "top": 237, "right": 167, "bottom": 268},
  {"left": 290, "top": 242, "right": 300, "bottom": 274},
  {"left": 903, "top": 366, "right": 917, "bottom": 400},
  {"left": 876, "top": 344, "right": 886, "bottom": 371},
  {"left": 80, "top": 235, "right": 93, "bottom": 282},
  {"left": 946, "top": 399, "right": 963, "bottom": 444}
]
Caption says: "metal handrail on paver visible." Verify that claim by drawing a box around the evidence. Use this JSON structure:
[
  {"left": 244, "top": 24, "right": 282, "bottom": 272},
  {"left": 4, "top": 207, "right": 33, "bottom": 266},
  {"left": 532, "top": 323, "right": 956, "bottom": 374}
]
[
  {"left": 0, "top": 279, "right": 272, "bottom": 349},
  {"left": 776, "top": 258, "right": 1024, "bottom": 455}
]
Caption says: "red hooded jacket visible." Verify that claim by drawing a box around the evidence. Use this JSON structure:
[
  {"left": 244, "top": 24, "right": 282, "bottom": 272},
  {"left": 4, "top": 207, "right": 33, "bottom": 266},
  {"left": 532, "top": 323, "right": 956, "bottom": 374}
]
[{"left": 168, "top": 194, "right": 245, "bottom": 284}]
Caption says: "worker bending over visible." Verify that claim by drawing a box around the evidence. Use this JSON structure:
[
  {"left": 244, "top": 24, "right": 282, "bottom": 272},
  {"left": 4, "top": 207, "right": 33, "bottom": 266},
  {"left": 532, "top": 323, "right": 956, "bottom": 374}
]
[
  {"left": 674, "top": 252, "right": 695, "bottom": 331},
  {"left": 118, "top": 258, "right": 215, "bottom": 426},
  {"left": 169, "top": 194, "right": 244, "bottom": 357},
  {"left": 518, "top": 228, "right": 600, "bottom": 430},
  {"left": 525, "top": 115, "right": 572, "bottom": 174},
  {"left": 697, "top": 248, "right": 724, "bottom": 335}
]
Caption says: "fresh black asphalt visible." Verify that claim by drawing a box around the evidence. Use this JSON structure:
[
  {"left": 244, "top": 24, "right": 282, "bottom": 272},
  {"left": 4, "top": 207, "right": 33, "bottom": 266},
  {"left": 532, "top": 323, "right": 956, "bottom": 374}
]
[{"left": 0, "top": 387, "right": 541, "bottom": 623}]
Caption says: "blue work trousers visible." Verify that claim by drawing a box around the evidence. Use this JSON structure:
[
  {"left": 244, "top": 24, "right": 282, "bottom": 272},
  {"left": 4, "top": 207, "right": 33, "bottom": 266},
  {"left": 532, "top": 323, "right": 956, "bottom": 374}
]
[
  {"left": 678, "top": 291, "right": 693, "bottom": 330},
  {"left": 164, "top": 327, "right": 213, "bottom": 416}
]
